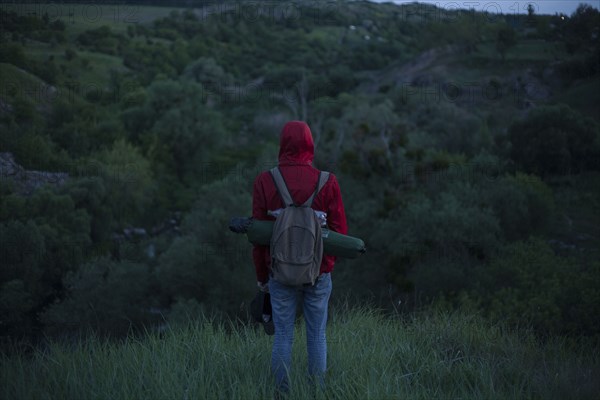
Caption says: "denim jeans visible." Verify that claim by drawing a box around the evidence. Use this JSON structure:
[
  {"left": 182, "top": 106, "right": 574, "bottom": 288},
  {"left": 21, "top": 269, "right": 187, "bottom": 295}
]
[{"left": 268, "top": 272, "right": 332, "bottom": 393}]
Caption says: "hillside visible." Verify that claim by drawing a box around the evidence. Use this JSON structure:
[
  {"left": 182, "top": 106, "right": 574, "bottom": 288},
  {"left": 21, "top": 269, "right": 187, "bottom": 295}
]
[{"left": 0, "top": 1, "right": 599, "bottom": 344}]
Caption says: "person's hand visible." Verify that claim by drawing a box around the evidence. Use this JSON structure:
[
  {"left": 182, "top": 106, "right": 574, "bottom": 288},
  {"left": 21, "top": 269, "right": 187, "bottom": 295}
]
[{"left": 257, "top": 281, "right": 269, "bottom": 293}]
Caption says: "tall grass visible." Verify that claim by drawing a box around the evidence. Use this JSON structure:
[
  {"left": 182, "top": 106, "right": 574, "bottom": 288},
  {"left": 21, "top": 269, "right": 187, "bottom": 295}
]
[{"left": 2, "top": 308, "right": 598, "bottom": 400}]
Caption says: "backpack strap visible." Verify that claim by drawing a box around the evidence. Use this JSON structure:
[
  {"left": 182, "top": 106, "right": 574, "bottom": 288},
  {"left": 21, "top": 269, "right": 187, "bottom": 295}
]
[
  {"left": 303, "top": 171, "right": 330, "bottom": 207},
  {"left": 270, "top": 167, "right": 295, "bottom": 207}
]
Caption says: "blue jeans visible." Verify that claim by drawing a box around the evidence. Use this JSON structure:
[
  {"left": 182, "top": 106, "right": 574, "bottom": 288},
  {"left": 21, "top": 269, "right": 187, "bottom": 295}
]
[{"left": 268, "top": 273, "right": 332, "bottom": 393}]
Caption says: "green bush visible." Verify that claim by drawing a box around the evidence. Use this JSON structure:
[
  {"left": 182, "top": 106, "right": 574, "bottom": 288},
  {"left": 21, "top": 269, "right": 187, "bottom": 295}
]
[
  {"left": 482, "top": 173, "right": 555, "bottom": 241},
  {"left": 508, "top": 104, "right": 600, "bottom": 175},
  {"left": 0, "top": 279, "right": 36, "bottom": 336},
  {"left": 41, "top": 258, "right": 156, "bottom": 337},
  {"left": 92, "top": 139, "right": 155, "bottom": 228},
  {"left": 121, "top": 79, "right": 229, "bottom": 183},
  {"left": 63, "top": 177, "right": 112, "bottom": 243},
  {"left": 468, "top": 238, "right": 600, "bottom": 335},
  {"left": 375, "top": 168, "right": 556, "bottom": 304},
  {"left": 155, "top": 171, "right": 254, "bottom": 315},
  {"left": 496, "top": 25, "right": 517, "bottom": 61},
  {"left": 0, "top": 43, "right": 26, "bottom": 67},
  {"left": 0, "top": 220, "right": 45, "bottom": 337},
  {"left": 410, "top": 102, "right": 490, "bottom": 156},
  {"left": 0, "top": 184, "right": 98, "bottom": 337},
  {"left": 155, "top": 235, "right": 222, "bottom": 304},
  {"left": 76, "top": 26, "right": 128, "bottom": 55},
  {"left": 376, "top": 189, "right": 502, "bottom": 301}
]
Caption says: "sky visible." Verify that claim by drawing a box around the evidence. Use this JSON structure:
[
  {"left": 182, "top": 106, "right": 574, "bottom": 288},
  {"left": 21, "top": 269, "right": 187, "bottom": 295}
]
[{"left": 368, "top": 1, "right": 600, "bottom": 15}]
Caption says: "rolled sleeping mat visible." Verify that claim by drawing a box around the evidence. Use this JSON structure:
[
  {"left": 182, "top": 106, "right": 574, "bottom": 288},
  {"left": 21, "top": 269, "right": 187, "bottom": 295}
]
[{"left": 229, "top": 217, "right": 366, "bottom": 259}]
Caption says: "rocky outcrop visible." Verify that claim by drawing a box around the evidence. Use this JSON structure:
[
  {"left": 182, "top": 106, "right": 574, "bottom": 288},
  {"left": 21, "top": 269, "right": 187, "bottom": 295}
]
[{"left": 0, "top": 152, "right": 68, "bottom": 195}]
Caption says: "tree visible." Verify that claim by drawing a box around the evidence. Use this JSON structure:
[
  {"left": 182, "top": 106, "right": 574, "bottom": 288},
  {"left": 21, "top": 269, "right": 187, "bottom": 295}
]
[
  {"left": 155, "top": 174, "right": 254, "bottom": 315},
  {"left": 374, "top": 188, "right": 503, "bottom": 302},
  {"left": 94, "top": 139, "right": 154, "bottom": 227},
  {"left": 526, "top": 3, "right": 536, "bottom": 27},
  {"left": 508, "top": 104, "right": 600, "bottom": 175},
  {"left": 496, "top": 25, "right": 517, "bottom": 61},
  {"left": 0, "top": 185, "right": 94, "bottom": 338},
  {"left": 182, "top": 57, "right": 232, "bottom": 87},
  {"left": 564, "top": 4, "right": 600, "bottom": 53}
]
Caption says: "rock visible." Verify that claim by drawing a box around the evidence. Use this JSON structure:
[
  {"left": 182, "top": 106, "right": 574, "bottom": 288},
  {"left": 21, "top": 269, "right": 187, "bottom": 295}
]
[
  {"left": 0, "top": 152, "right": 68, "bottom": 195},
  {"left": 0, "top": 152, "right": 24, "bottom": 177}
]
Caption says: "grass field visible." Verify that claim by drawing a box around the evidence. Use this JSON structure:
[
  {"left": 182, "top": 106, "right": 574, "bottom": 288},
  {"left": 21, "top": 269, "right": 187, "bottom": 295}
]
[
  {"left": 3, "top": 4, "right": 164, "bottom": 106},
  {"left": 0, "top": 62, "right": 56, "bottom": 111},
  {"left": 7, "top": 3, "right": 180, "bottom": 36},
  {"left": 1, "top": 308, "right": 598, "bottom": 400}
]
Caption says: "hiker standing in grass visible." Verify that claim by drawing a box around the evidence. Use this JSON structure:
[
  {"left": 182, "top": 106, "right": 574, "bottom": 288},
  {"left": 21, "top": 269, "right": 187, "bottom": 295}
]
[{"left": 252, "top": 121, "right": 348, "bottom": 395}]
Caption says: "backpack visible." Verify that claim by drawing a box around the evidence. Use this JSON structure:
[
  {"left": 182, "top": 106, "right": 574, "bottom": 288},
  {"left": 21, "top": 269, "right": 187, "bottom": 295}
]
[{"left": 269, "top": 167, "right": 330, "bottom": 286}]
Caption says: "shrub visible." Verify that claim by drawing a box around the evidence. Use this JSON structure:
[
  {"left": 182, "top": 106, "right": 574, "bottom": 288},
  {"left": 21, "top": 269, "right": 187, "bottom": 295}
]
[
  {"left": 376, "top": 190, "right": 503, "bottom": 301},
  {"left": 0, "top": 220, "right": 45, "bottom": 337},
  {"left": 92, "top": 139, "right": 154, "bottom": 227},
  {"left": 76, "top": 26, "right": 127, "bottom": 55},
  {"left": 482, "top": 173, "right": 555, "bottom": 241},
  {"left": 496, "top": 25, "right": 517, "bottom": 61},
  {"left": 155, "top": 172, "right": 254, "bottom": 315},
  {"left": 41, "top": 258, "right": 156, "bottom": 336},
  {"left": 469, "top": 238, "right": 600, "bottom": 335},
  {"left": 410, "top": 102, "right": 490, "bottom": 156},
  {"left": 508, "top": 104, "right": 600, "bottom": 176},
  {"left": 0, "top": 43, "right": 26, "bottom": 67}
]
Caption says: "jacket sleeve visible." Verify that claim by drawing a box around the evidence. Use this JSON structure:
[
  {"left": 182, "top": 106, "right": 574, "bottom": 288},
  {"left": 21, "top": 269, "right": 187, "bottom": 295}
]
[
  {"left": 252, "top": 174, "right": 270, "bottom": 283},
  {"left": 326, "top": 174, "right": 348, "bottom": 235}
]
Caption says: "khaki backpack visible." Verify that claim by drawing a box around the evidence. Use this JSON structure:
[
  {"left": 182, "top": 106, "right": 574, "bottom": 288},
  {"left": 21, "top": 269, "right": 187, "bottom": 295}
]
[{"left": 269, "top": 167, "right": 330, "bottom": 286}]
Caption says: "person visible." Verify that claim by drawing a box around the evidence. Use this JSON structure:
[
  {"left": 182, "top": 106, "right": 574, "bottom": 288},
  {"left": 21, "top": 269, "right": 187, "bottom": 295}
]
[{"left": 251, "top": 121, "right": 348, "bottom": 395}]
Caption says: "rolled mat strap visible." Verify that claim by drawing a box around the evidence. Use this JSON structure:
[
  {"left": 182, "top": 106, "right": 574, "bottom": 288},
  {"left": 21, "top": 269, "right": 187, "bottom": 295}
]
[{"left": 229, "top": 217, "right": 366, "bottom": 259}]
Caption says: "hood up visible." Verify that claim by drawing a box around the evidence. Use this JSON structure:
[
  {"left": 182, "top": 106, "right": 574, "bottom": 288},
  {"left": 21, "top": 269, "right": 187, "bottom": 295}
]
[{"left": 278, "top": 121, "right": 314, "bottom": 166}]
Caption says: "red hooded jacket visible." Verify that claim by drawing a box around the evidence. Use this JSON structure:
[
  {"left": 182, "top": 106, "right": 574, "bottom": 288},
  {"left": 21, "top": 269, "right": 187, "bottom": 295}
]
[{"left": 252, "top": 121, "right": 348, "bottom": 283}]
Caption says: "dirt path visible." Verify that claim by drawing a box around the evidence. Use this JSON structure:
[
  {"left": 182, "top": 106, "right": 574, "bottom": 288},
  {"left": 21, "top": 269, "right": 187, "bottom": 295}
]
[{"left": 360, "top": 45, "right": 459, "bottom": 93}]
